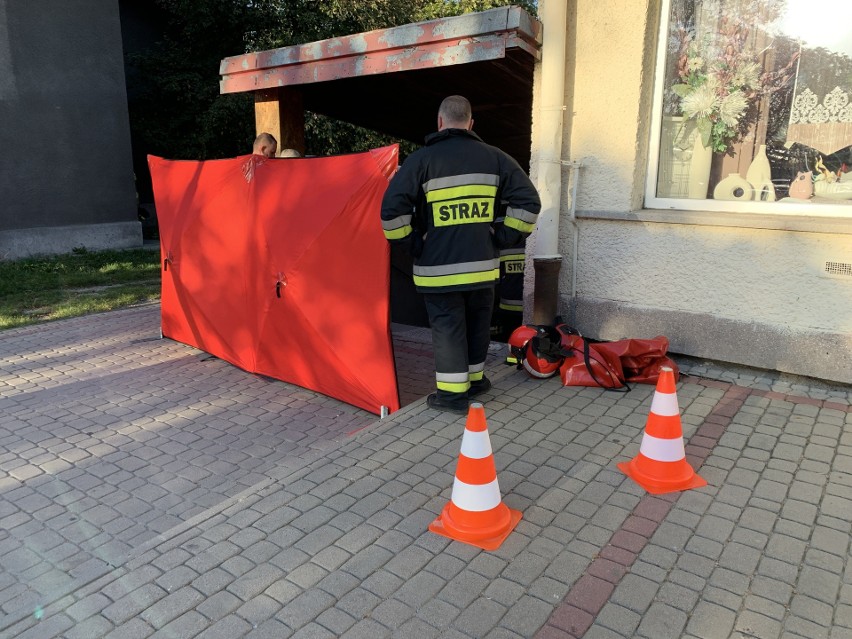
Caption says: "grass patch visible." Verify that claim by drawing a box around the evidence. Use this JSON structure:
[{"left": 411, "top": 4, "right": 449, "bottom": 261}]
[{"left": 0, "top": 247, "right": 161, "bottom": 330}]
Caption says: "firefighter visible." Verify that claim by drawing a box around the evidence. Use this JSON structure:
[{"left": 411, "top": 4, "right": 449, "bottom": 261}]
[
  {"left": 381, "top": 95, "right": 541, "bottom": 414},
  {"left": 495, "top": 201, "right": 527, "bottom": 341}
]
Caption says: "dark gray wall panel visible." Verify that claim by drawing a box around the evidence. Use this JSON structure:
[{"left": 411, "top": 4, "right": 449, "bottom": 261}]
[{"left": 0, "top": 0, "right": 137, "bottom": 236}]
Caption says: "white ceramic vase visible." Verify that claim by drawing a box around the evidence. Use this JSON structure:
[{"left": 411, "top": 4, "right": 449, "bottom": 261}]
[
  {"left": 745, "top": 144, "right": 775, "bottom": 201},
  {"left": 687, "top": 134, "right": 712, "bottom": 199},
  {"left": 713, "top": 173, "right": 753, "bottom": 201}
]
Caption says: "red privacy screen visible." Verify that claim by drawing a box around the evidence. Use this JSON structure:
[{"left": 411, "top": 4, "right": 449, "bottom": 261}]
[{"left": 149, "top": 145, "right": 400, "bottom": 414}]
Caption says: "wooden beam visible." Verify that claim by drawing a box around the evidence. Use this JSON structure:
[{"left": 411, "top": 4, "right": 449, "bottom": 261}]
[{"left": 254, "top": 87, "right": 305, "bottom": 156}]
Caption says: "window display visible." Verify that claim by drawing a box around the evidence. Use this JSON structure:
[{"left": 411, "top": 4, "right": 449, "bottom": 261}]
[{"left": 651, "top": 0, "right": 852, "bottom": 210}]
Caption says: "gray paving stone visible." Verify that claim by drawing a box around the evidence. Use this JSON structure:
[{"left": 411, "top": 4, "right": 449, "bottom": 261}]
[
  {"left": 685, "top": 600, "right": 737, "bottom": 638},
  {"left": 235, "top": 594, "right": 281, "bottom": 625},
  {"left": 735, "top": 611, "right": 782, "bottom": 637},
  {"left": 360, "top": 569, "right": 404, "bottom": 599},
  {"left": 393, "top": 571, "right": 446, "bottom": 608},
  {"left": 102, "top": 584, "right": 168, "bottom": 625},
  {"left": 675, "top": 551, "right": 716, "bottom": 579},
  {"left": 101, "top": 617, "right": 155, "bottom": 639},
  {"left": 227, "top": 564, "right": 285, "bottom": 601},
  {"left": 450, "top": 596, "right": 506, "bottom": 636},
  {"left": 139, "top": 586, "right": 204, "bottom": 629},
  {"left": 392, "top": 616, "right": 440, "bottom": 639},
  {"left": 311, "top": 571, "right": 358, "bottom": 602},
  {"left": 784, "top": 614, "right": 832, "bottom": 638},
  {"left": 789, "top": 593, "right": 834, "bottom": 625},
  {"left": 656, "top": 581, "right": 700, "bottom": 612},
  {"left": 595, "top": 601, "right": 641, "bottom": 636},
  {"left": 191, "top": 567, "right": 235, "bottom": 597},
  {"left": 335, "top": 586, "right": 381, "bottom": 620},
  {"left": 806, "top": 548, "right": 845, "bottom": 574},
  {"left": 685, "top": 534, "right": 724, "bottom": 560},
  {"left": 611, "top": 574, "right": 657, "bottom": 614},
  {"left": 7, "top": 613, "right": 73, "bottom": 639},
  {"left": 339, "top": 545, "right": 393, "bottom": 580},
  {"left": 335, "top": 524, "right": 384, "bottom": 554},
  {"left": 501, "top": 550, "right": 550, "bottom": 586},
  {"left": 196, "top": 614, "right": 253, "bottom": 638},
  {"left": 630, "top": 560, "right": 667, "bottom": 583},
  {"left": 717, "top": 542, "right": 762, "bottom": 574},
  {"left": 66, "top": 592, "right": 112, "bottom": 622},
  {"left": 415, "top": 597, "right": 461, "bottom": 629},
  {"left": 338, "top": 618, "right": 389, "bottom": 639},
  {"left": 154, "top": 565, "right": 198, "bottom": 593},
  {"left": 369, "top": 597, "right": 415, "bottom": 628},
  {"left": 585, "top": 625, "right": 630, "bottom": 639},
  {"left": 744, "top": 593, "right": 787, "bottom": 619},
  {"left": 636, "top": 601, "right": 688, "bottom": 639},
  {"left": 834, "top": 603, "right": 852, "bottom": 629},
  {"left": 64, "top": 614, "right": 115, "bottom": 639},
  {"left": 798, "top": 565, "right": 842, "bottom": 604},
  {"left": 149, "top": 610, "right": 208, "bottom": 638},
  {"left": 196, "top": 590, "right": 242, "bottom": 622},
  {"left": 220, "top": 555, "right": 257, "bottom": 579}
]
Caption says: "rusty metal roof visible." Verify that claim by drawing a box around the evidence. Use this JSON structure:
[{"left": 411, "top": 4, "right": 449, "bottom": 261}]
[{"left": 220, "top": 6, "right": 541, "bottom": 168}]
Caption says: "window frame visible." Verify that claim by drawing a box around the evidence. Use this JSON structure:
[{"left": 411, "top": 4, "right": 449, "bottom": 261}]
[{"left": 644, "top": 0, "right": 852, "bottom": 219}]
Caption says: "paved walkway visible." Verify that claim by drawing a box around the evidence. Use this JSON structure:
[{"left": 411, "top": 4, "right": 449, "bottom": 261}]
[{"left": 0, "top": 304, "right": 850, "bottom": 638}]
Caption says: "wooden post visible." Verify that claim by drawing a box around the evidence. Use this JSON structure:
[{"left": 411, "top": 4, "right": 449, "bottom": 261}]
[{"left": 254, "top": 87, "right": 305, "bottom": 156}]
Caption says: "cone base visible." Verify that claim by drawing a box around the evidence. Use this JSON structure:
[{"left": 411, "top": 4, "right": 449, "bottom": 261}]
[
  {"left": 429, "top": 502, "right": 522, "bottom": 551},
  {"left": 618, "top": 457, "right": 707, "bottom": 495}
]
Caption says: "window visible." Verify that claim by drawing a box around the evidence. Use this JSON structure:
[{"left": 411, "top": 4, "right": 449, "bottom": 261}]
[{"left": 646, "top": 0, "right": 852, "bottom": 215}]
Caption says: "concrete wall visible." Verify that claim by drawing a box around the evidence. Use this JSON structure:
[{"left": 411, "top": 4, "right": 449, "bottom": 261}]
[
  {"left": 527, "top": 0, "right": 852, "bottom": 384},
  {"left": 0, "top": 0, "right": 140, "bottom": 258}
]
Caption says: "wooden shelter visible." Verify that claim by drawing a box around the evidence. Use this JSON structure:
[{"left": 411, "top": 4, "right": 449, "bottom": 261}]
[{"left": 219, "top": 6, "right": 541, "bottom": 168}]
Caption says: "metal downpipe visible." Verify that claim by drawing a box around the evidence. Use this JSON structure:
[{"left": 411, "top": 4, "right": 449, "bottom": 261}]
[{"left": 531, "top": 0, "right": 569, "bottom": 326}]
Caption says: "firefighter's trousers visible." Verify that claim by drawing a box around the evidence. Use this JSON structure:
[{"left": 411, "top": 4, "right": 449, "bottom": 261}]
[{"left": 423, "top": 287, "right": 494, "bottom": 406}]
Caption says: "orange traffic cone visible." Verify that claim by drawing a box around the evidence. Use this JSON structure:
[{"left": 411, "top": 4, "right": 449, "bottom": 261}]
[
  {"left": 617, "top": 366, "right": 706, "bottom": 494},
  {"left": 429, "top": 402, "right": 522, "bottom": 550}
]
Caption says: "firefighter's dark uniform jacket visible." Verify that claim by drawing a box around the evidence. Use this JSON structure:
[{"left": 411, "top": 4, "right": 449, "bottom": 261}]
[
  {"left": 381, "top": 129, "right": 541, "bottom": 292},
  {"left": 495, "top": 202, "right": 526, "bottom": 313}
]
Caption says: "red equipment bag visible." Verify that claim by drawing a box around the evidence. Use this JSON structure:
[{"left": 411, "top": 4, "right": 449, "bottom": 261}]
[
  {"left": 598, "top": 335, "right": 679, "bottom": 384},
  {"left": 559, "top": 332, "right": 628, "bottom": 390},
  {"left": 558, "top": 327, "right": 678, "bottom": 390}
]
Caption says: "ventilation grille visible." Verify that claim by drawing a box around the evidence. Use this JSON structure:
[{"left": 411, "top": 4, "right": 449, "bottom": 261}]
[{"left": 823, "top": 261, "right": 852, "bottom": 279}]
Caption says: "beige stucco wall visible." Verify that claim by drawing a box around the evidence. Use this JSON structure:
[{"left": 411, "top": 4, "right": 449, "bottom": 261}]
[
  {"left": 565, "top": 0, "right": 653, "bottom": 214},
  {"left": 527, "top": 0, "right": 852, "bottom": 383},
  {"left": 578, "top": 221, "right": 852, "bottom": 332}
]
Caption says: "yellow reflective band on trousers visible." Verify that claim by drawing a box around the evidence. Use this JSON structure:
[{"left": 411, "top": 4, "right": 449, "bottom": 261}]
[
  {"left": 437, "top": 380, "right": 470, "bottom": 393},
  {"left": 468, "top": 370, "right": 484, "bottom": 382},
  {"left": 499, "top": 302, "right": 523, "bottom": 312},
  {"left": 413, "top": 268, "right": 500, "bottom": 289}
]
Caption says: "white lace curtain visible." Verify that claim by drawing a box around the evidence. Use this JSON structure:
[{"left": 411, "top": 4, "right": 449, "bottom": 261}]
[
  {"left": 787, "top": 49, "right": 852, "bottom": 155},
  {"left": 788, "top": 87, "right": 852, "bottom": 155}
]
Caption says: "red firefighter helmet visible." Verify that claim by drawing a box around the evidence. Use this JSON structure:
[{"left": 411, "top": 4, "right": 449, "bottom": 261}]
[
  {"left": 506, "top": 325, "right": 539, "bottom": 366},
  {"left": 522, "top": 326, "right": 565, "bottom": 379}
]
